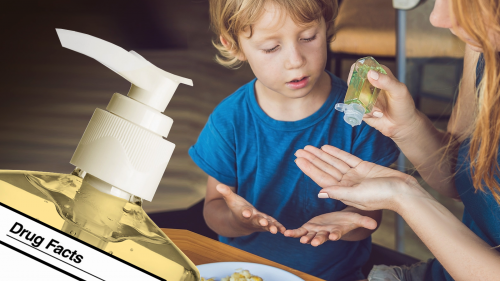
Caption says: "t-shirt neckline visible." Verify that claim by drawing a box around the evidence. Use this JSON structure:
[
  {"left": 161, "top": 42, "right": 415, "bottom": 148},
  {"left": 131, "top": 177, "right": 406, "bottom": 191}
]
[{"left": 246, "top": 71, "right": 339, "bottom": 131}]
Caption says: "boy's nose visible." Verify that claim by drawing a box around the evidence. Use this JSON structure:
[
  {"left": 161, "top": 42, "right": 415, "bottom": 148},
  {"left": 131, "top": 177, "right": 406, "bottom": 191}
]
[
  {"left": 284, "top": 46, "right": 306, "bottom": 70},
  {"left": 430, "top": 0, "right": 453, "bottom": 29}
]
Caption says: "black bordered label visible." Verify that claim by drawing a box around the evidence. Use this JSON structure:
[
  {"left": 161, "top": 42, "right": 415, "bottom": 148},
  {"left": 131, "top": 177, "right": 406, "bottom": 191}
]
[{"left": 0, "top": 202, "right": 164, "bottom": 281}]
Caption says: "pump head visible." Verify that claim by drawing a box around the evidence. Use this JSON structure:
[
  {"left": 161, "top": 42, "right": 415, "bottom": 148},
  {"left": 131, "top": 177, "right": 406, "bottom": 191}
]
[
  {"left": 56, "top": 29, "right": 192, "bottom": 113},
  {"left": 56, "top": 29, "right": 192, "bottom": 201}
]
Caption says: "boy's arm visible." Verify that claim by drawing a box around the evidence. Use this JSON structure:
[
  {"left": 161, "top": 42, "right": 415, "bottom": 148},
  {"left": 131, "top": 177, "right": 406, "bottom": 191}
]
[{"left": 204, "top": 176, "right": 286, "bottom": 237}]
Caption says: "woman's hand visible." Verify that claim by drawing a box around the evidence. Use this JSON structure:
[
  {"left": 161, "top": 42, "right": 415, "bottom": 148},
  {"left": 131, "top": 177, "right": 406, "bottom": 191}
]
[
  {"left": 295, "top": 145, "right": 420, "bottom": 212},
  {"left": 348, "top": 64, "right": 421, "bottom": 141},
  {"left": 284, "top": 210, "right": 378, "bottom": 246},
  {"left": 216, "top": 184, "right": 286, "bottom": 235}
]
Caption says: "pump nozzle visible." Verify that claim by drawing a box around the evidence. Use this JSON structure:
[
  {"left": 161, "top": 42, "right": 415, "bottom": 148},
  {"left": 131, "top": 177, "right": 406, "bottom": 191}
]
[
  {"left": 57, "top": 29, "right": 191, "bottom": 201},
  {"left": 56, "top": 29, "right": 192, "bottom": 112}
]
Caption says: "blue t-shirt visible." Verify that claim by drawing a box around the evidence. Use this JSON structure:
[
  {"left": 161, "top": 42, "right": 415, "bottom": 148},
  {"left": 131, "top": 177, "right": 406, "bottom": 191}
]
[
  {"left": 189, "top": 72, "right": 399, "bottom": 281},
  {"left": 427, "top": 55, "right": 500, "bottom": 280}
]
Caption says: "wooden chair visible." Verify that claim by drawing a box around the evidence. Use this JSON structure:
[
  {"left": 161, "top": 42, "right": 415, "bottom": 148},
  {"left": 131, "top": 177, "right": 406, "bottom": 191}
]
[{"left": 329, "top": 0, "right": 465, "bottom": 120}]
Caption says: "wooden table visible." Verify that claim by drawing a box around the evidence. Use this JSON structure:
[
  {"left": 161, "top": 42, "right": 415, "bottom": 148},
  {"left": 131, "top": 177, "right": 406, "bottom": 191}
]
[{"left": 162, "top": 229, "right": 325, "bottom": 281}]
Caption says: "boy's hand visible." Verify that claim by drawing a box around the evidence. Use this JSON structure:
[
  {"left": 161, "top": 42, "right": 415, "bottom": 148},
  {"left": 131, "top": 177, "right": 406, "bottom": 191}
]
[
  {"left": 283, "top": 211, "right": 377, "bottom": 246},
  {"left": 216, "top": 184, "right": 286, "bottom": 235}
]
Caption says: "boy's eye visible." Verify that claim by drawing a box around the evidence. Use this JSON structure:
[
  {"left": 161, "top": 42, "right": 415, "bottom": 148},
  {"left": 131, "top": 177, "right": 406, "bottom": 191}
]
[
  {"left": 263, "top": 45, "right": 279, "bottom": 53},
  {"left": 302, "top": 35, "right": 317, "bottom": 42}
]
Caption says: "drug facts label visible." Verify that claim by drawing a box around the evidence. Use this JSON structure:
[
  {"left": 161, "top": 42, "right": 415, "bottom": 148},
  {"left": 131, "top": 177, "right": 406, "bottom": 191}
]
[{"left": 0, "top": 203, "right": 163, "bottom": 281}]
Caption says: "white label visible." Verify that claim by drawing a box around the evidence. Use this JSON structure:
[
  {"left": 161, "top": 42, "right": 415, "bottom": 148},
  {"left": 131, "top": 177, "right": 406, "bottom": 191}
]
[{"left": 0, "top": 203, "right": 163, "bottom": 281}]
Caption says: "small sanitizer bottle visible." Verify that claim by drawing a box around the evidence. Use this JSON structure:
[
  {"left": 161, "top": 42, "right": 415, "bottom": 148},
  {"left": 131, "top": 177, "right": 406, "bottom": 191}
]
[
  {"left": 335, "top": 56, "right": 387, "bottom": 126},
  {"left": 0, "top": 30, "right": 200, "bottom": 281}
]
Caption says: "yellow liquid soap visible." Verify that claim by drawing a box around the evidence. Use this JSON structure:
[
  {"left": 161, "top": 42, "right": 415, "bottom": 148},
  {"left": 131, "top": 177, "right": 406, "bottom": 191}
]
[
  {"left": 336, "top": 57, "right": 387, "bottom": 126},
  {"left": 0, "top": 169, "right": 200, "bottom": 281}
]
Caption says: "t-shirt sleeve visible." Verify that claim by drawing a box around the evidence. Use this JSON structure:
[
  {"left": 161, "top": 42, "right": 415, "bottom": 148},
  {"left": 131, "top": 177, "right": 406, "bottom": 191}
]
[
  {"left": 351, "top": 123, "right": 400, "bottom": 167},
  {"left": 188, "top": 114, "right": 238, "bottom": 187}
]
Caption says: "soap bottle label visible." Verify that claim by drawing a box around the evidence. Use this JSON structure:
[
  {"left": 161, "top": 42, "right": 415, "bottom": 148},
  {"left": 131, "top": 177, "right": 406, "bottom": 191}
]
[{"left": 0, "top": 203, "right": 163, "bottom": 281}]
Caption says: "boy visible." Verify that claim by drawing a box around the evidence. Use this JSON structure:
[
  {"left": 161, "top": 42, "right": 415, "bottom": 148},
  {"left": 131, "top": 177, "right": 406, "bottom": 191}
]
[{"left": 189, "top": 0, "right": 399, "bottom": 280}]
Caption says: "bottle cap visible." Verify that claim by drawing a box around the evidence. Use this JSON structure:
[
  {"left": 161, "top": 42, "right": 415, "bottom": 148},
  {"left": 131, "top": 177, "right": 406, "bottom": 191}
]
[
  {"left": 335, "top": 103, "right": 365, "bottom": 127},
  {"left": 56, "top": 29, "right": 192, "bottom": 201}
]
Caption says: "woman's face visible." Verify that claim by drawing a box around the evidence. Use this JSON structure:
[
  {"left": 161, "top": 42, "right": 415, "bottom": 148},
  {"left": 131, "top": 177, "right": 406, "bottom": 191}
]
[{"left": 430, "top": 0, "right": 500, "bottom": 52}]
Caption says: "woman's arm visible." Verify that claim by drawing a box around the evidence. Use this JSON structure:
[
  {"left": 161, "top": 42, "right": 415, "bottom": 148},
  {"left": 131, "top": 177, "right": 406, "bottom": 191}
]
[
  {"left": 399, "top": 182, "right": 500, "bottom": 281},
  {"left": 393, "top": 110, "right": 459, "bottom": 198},
  {"left": 295, "top": 145, "right": 500, "bottom": 281},
  {"left": 361, "top": 46, "right": 479, "bottom": 199}
]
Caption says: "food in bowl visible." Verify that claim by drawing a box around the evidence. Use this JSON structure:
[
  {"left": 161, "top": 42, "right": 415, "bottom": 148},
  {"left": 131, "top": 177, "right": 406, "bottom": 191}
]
[{"left": 201, "top": 269, "right": 263, "bottom": 281}]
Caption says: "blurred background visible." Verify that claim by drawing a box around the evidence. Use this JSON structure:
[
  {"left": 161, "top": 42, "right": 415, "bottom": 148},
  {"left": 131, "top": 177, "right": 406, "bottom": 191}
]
[{"left": 0, "top": 0, "right": 464, "bottom": 262}]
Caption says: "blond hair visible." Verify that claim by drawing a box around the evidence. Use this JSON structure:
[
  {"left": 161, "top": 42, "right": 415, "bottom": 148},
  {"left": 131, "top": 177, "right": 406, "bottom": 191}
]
[
  {"left": 209, "top": 0, "right": 338, "bottom": 69},
  {"left": 452, "top": 0, "right": 500, "bottom": 203}
]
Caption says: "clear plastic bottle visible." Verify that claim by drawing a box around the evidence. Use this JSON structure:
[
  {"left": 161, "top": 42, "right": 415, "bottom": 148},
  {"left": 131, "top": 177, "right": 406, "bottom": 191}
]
[
  {"left": 0, "top": 169, "right": 199, "bottom": 280},
  {"left": 335, "top": 56, "right": 387, "bottom": 126},
  {"left": 0, "top": 29, "right": 200, "bottom": 281}
]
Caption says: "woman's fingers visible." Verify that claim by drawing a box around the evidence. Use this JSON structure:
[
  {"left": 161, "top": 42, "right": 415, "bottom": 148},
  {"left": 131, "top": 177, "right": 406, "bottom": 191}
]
[
  {"left": 295, "top": 149, "right": 345, "bottom": 180},
  {"left": 318, "top": 186, "right": 350, "bottom": 201},
  {"left": 366, "top": 66, "right": 408, "bottom": 99},
  {"left": 302, "top": 145, "right": 351, "bottom": 174},
  {"left": 295, "top": 157, "right": 339, "bottom": 188},
  {"left": 320, "top": 145, "right": 363, "bottom": 168},
  {"left": 364, "top": 109, "right": 384, "bottom": 118},
  {"left": 318, "top": 186, "right": 377, "bottom": 211}
]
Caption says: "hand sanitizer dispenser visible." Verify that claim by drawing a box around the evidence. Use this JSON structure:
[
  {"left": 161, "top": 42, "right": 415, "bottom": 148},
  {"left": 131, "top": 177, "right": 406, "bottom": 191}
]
[{"left": 0, "top": 29, "right": 200, "bottom": 281}]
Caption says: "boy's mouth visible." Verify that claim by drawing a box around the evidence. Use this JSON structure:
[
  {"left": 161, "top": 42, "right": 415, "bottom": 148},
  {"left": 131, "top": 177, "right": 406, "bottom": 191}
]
[
  {"left": 286, "top": 76, "right": 309, "bottom": 90},
  {"left": 288, "top": 76, "right": 307, "bottom": 83}
]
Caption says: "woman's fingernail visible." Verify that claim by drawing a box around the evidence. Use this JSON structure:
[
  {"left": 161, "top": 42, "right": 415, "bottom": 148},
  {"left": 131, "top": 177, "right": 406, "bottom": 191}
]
[
  {"left": 318, "top": 193, "right": 329, "bottom": 199},
  {"left": 294, "top": 159, "right": 297, "bottom": 163},
  {"left": 369, "top": 70, "right": 379, "bottom": 81},
  {"left": 373, "top": 111, "right": 384, "bottom": 118}
]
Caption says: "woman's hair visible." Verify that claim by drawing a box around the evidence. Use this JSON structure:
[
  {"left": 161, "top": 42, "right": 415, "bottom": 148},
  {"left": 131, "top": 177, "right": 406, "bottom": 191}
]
[
  {"left": 452, "top": 0, "right": 500, "bottom": 203},
  {"left": 209, "top": 0, "right": 338, "bottom": 69}
]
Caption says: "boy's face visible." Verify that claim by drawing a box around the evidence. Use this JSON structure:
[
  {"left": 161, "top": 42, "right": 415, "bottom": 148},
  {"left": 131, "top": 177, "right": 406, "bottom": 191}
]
[{"left": 238, "top": 4, "right": 328, "bottom": 99}]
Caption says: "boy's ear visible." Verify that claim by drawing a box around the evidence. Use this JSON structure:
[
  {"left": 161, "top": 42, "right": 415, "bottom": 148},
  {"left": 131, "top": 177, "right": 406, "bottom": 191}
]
[{"left": 220, "top": 35, "right": 246, "bottom": 61}]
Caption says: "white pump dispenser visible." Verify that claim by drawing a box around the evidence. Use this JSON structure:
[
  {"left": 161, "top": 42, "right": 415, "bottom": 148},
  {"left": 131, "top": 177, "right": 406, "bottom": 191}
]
[{"left": 56, "top": 29, "right": 192, "bottom": 201}]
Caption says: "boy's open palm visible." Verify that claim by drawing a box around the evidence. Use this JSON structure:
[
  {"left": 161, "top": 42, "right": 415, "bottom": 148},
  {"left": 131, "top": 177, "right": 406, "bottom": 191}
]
[
  {"left": 284, "top": 211, "right": 377, "bottom": 246},
  {"left": 216, "top": 184, "right": 286, "bottom": 235}
]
